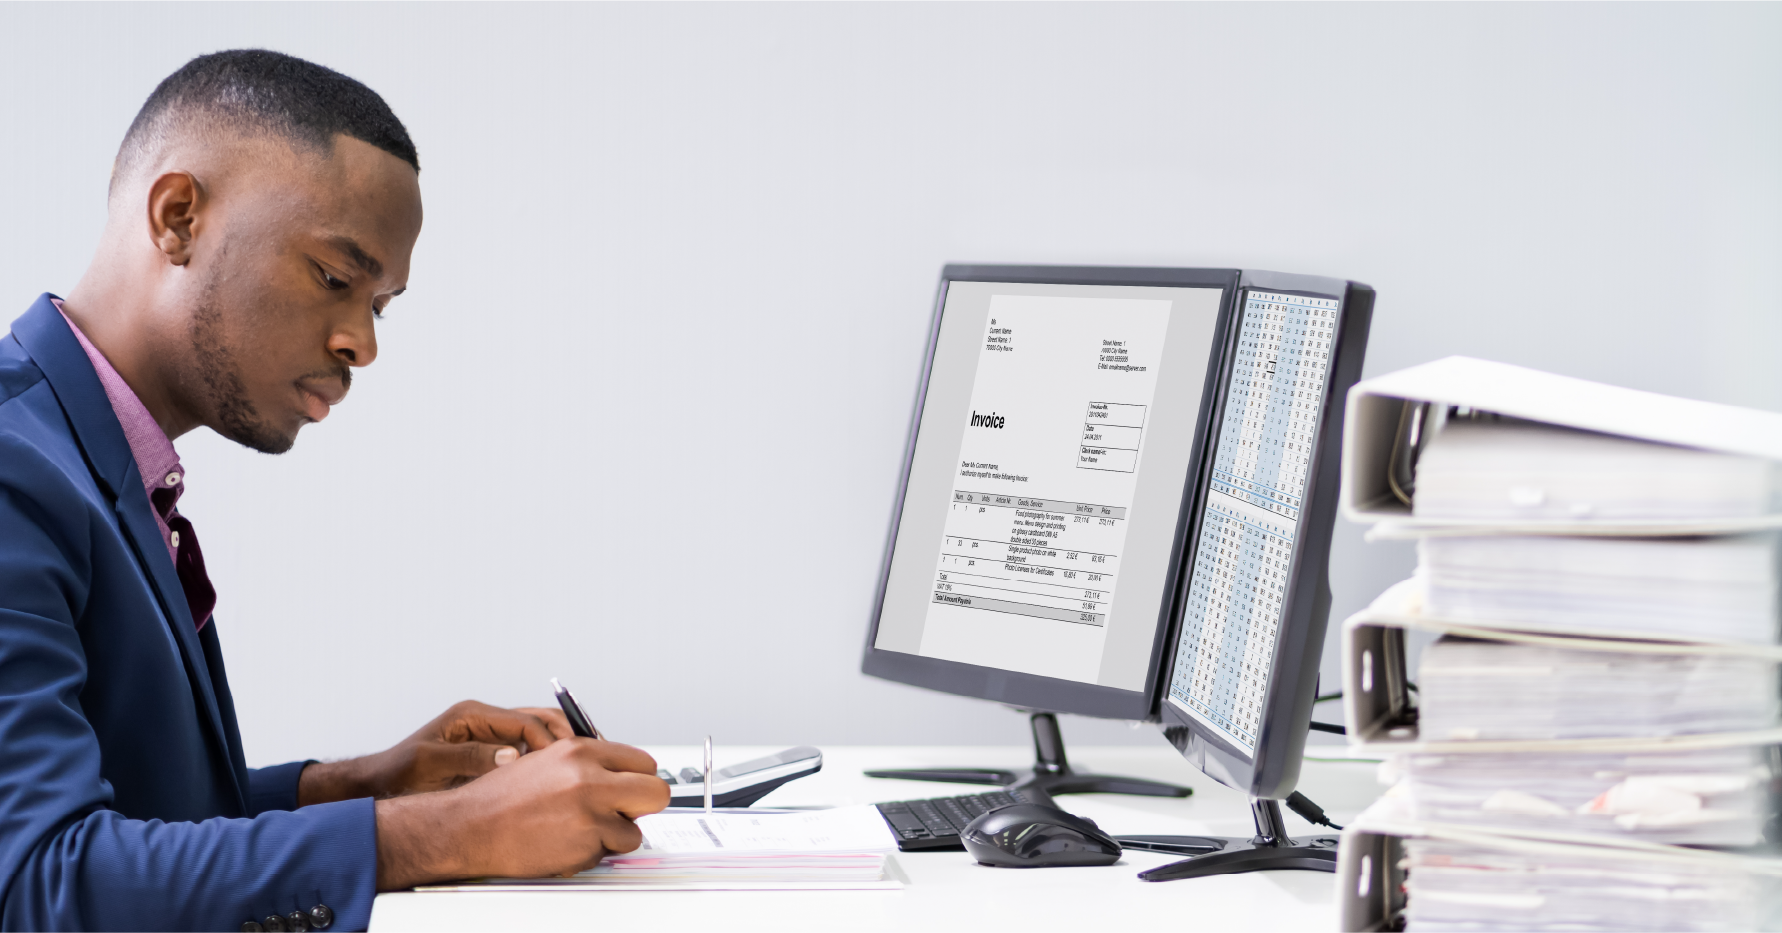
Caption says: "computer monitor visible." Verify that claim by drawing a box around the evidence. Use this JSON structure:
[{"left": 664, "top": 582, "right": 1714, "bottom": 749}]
[
  {"left": 1142, "top": 272, "right": 1375, "bottom": 879},
  {"left": 861, "top": 265, "right": 1374, "bottom": 825}
]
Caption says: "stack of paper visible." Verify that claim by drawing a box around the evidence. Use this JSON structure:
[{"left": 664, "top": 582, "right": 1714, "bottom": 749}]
[
  {"left": 1413, "top": 419, "right": 1780, "bottom": 522},
  {"left": 1391, "top": 745, "right": 1771, "bottom": 847},
  {"left": 1420, "top": 534, "right": 1780, "bottom": 643},
  {"left": 1417, "top": 638, "right": 1779, "bottom": 741},
  {"left": 419, "top": 805, "right": 900, "bottom": 892},
  {"left": 1402, "top": 838, "right": 1777, "bottom": 932},
  {"left": 1372, "top": 638, "right": 1777, "bottom": 848}
]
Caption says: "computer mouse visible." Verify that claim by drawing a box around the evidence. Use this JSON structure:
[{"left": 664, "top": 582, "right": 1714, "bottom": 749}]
[{"left": 960, "top": 803, "right": 1123, "bottom": 868}]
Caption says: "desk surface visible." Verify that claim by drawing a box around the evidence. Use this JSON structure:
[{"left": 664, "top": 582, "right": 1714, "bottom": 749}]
[{"left": 370, "top": 744, "right": 1382, "bottom": 932}]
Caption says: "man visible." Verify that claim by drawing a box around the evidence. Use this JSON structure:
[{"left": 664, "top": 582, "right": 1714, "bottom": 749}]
[{"left": 0, "top": 50, "right": 670, "bottom": 931}]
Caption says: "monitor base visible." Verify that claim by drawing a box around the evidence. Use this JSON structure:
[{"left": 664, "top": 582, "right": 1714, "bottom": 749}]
[
  {"left": 1134, "top": 798, "right": 1338, "bottom": 881},
  {"left": 864, "top": 712, "right": 1193, "bottom": 806}
]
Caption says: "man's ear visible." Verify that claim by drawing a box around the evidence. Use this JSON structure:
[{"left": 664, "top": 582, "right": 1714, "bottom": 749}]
[{"left": 145, "top": 171, "right": 202, "bottom": 266}]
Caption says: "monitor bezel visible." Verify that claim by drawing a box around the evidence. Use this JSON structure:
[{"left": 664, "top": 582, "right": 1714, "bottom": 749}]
[
  {"left": 1156, "top": 274, "right": 1375, "bottom": 799},
  {"left": 859, "top": 264, "right": 1242, "bottom": 721}
]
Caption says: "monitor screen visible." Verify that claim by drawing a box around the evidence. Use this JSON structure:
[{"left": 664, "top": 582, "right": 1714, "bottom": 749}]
[
  {"left": 1164, "top": 289, "right": 1342, "bottom": 754},
  {"left": 872, "top": 279, "right": 1223, "bottom": 691}
]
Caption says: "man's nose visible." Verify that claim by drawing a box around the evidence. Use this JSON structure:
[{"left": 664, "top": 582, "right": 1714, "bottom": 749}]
[{"left": 328, "top": 315, "right": 379, "bottom": 367}]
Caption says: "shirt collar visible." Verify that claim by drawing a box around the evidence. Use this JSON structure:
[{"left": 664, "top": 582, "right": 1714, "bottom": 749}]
[{"left": 52, "top": 300, "right": 186, "bottom": 510}]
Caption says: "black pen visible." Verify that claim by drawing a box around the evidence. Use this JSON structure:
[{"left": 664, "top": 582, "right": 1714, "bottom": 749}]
[{"left": 550, "top": 677, "right": 603, "bottom": 740}]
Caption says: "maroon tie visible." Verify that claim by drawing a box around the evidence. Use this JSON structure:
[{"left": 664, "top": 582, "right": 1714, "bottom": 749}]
[{"left": 150, "top": 486, "right": 216, "bottom": 630}]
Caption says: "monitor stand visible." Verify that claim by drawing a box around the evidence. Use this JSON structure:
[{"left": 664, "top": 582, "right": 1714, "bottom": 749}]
[
  {"left": 864, "top": 711, "right": 1192, "bottom": 804},
  {"left": 1132, "top": 797, "right": 1338, "bottom": 881}
]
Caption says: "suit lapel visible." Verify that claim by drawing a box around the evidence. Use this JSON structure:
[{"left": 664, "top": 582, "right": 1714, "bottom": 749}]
[{"left": 10, "top": 294, "right": 248, "bottom": 812}]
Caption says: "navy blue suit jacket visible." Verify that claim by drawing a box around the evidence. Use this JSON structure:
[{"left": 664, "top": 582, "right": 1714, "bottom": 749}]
[{"left": 0, "top": 296, "right": 376, "bottom": 931}]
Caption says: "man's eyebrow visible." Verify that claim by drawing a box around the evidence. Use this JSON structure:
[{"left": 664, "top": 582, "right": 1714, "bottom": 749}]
[{"left": 325, "top": 236, "right": 384, "bottom": 278}]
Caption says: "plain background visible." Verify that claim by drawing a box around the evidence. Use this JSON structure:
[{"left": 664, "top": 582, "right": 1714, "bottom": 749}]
[{"left": 1, "top": 3, "right": 1777, "bottom": 768}]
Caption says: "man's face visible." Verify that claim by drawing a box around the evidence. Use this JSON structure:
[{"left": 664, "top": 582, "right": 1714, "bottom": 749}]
[{"left": 174, "top": 135, "right": 423, "bottom": 453}]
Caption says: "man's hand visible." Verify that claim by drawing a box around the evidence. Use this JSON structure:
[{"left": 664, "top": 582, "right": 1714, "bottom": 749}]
[
  {"left": 373, "top": 737, "right": 671, "bottom": 888},
  {"left": 297, "top": 701, "right": 578, "bottom": 805}
]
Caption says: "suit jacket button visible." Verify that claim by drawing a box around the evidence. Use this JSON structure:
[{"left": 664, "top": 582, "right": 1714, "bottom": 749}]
[
  {"left": 240, "top": 924, "right": 265, "bottom": 933},
  {"left": 285, "top": 910, "right": 312, "bottom": 932},
  {"left": 262, "top": 917, "right": 289, "bottom": 933},
  {"left": 309, "top": 904, "right": 335, "bottom": 929}
]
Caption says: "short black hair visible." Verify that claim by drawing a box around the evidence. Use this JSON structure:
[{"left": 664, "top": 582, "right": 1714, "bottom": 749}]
[{"left": 115, "top": 49, "right": 417, "bottom": 191}]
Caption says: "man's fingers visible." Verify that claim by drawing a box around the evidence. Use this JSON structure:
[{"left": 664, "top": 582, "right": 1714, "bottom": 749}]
[
  {"left": 555, "top": 742, "right": 668, "bottom": 817},
  {"left": 586, "top": 740, "right": 659, "bottom": 777},
  {"left": 599, "top": 818, "right": 644, "bottom": 856},
  {"left": 511, "top": 706, "right": 576, "bottom": 742},
  {"left": 439, "top": 702, "right": 562, "bottom": 754},
  {"left": 433, "top": 741, "right": 523, "bottom": 780},
  {"left": 504, "top": 711, "right": 561, "bottom": 753},
  {"left": 601, "top": 770, "right": 672, "bottom": 820}
]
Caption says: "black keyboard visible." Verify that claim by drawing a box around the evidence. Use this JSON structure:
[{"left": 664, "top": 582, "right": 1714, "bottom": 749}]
[{"left": 874, "top": 790, "right": 1026, "bottom": 850}]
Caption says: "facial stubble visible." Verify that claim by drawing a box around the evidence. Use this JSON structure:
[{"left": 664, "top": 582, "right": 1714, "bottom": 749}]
[{"left": 188, "top": 285, "right": 298, "bottom": 455}]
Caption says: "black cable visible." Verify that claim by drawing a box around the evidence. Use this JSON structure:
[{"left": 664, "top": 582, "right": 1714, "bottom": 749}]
[
  {"left": 1316, "top": 684, "right": 1416, "bottom": 703},
  {"left": 1285, "top": 791, "right": 1344, "bottom": 831},
  {"left": 1307, "top": 721, "right": 1346, "bottom": 735}
]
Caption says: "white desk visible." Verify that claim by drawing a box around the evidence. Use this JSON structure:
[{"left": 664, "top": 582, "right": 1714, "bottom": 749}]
[{"left": 370, "top": 745, "right": 1382, "bottom": 931}]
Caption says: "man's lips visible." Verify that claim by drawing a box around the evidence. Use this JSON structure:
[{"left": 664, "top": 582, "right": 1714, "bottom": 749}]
[{"left": 298, "top": 380, "right": 347, "bottom": 423}]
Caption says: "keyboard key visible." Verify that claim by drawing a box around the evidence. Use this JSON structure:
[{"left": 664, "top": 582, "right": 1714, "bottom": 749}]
[
  {"left": 908, "top": 802, "right": 957, "bottom": 836},
  {"left": 878, "top": 807, "right": 931, "bottom": 837},
  {"left": 874, "top": 791, "right": 1028, "bottom": 851},
  {"left": 937, "top": 799, "right": 973, "bottom": 829}
]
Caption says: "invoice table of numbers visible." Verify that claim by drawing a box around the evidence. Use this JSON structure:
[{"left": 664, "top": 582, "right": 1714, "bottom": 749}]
[{"left": 932, "top": 490, "right": 1129, "bottom": 628}]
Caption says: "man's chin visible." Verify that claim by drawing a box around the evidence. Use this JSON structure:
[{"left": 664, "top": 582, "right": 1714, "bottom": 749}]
[
  {"left": 242, "top": 431, "right": 297, "bottom": 455},
  {"left": 217, "top": 411, "right": 298, "bottom": 455}
]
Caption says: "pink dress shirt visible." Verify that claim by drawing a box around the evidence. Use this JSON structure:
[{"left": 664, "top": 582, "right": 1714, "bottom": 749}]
[{"left": 54, "top": 300, "right": 214, "bottom": 628}]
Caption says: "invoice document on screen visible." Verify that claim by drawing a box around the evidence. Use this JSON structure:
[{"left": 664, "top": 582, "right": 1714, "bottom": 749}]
[{"left": 917, "top": 294, "right": 1173, "bottom": 683}]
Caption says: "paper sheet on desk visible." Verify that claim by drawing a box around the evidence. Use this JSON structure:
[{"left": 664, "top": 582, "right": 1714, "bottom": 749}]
[
  {"left": 417, "top": 805, "right": 903, "bottom": 892},
  {"left": 620, "top": 805, "right": 896, "bottom": 858},
  {"left": 417, "top": 877, "right": 905, "bottom": 892}
]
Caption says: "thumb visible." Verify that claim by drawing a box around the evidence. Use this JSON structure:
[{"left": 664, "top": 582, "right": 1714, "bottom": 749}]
[{"left": 442, "top": 741, "right": 522, "bottom": 779}]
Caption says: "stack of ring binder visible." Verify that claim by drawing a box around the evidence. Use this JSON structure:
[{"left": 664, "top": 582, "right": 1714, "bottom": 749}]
[{"left": 1328, "top": 357, "right": 1782, "bottom": 933}]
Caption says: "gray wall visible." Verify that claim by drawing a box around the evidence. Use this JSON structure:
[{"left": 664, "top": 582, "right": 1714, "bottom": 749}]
[{"left": 1, "top": 3, "right": 1776, "bottom": 766}]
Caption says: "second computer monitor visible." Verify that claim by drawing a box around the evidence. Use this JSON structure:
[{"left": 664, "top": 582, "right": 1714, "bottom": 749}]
[{"left": 1157, "top": 274, "right": 1373, "bottom": 800}]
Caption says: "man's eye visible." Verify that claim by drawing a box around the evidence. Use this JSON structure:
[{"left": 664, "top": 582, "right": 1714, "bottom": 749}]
[{"left": 324, "top": 273, "right": 348, "bottom": 290}]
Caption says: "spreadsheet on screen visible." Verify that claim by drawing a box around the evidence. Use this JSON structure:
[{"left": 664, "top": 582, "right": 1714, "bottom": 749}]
[{"left": 1167, "top": 290, "right": 1339, "bottom": 753}]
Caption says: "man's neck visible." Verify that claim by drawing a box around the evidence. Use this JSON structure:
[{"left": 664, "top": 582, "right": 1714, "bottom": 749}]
[{"left": 62, "top": 269, "right": 200, "bottom": 442}]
